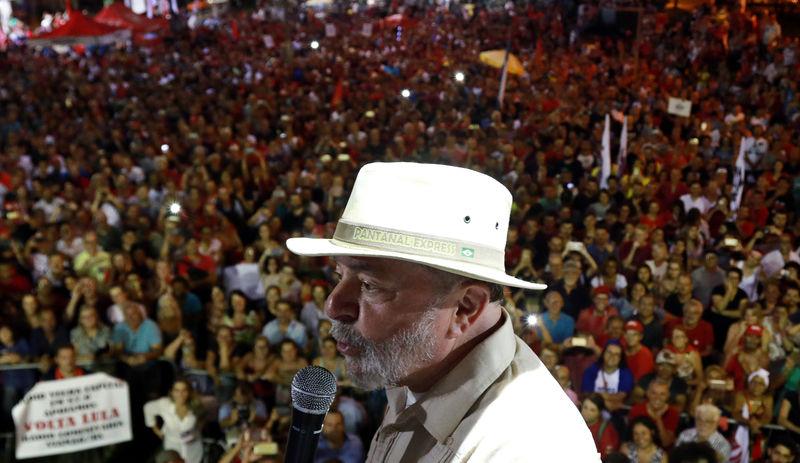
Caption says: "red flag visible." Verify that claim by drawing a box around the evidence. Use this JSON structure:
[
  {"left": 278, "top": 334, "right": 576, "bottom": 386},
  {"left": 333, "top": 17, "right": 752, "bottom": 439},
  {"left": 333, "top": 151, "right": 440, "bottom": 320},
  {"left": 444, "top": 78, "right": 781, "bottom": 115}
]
[
  {"left": 232, "top": 19, "right": 240, "bottom": 40},
  {"left": 331, "top": 76, "right": 344, "bottom": 109},
  {"left": 65, "top": 0, "right": 72, "bottom": 14}
]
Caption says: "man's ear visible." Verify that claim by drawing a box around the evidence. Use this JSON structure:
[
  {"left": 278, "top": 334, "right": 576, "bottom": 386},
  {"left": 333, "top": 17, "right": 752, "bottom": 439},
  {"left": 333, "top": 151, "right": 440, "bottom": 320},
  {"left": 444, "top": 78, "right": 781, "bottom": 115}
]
[{"left": 445, "top": 282, "right": 491, "bottom": 339}]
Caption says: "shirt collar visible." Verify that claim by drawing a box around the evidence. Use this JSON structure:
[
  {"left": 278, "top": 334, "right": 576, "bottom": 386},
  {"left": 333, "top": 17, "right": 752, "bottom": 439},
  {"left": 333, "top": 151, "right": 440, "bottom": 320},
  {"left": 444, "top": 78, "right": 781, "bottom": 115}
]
[{"left": 385, "top": 312, "right": 516, "bottom": 443}]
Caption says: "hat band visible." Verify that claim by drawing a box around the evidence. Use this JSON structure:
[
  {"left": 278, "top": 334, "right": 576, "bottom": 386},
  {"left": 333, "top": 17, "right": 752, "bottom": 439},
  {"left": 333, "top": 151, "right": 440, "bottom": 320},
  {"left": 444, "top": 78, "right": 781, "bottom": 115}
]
[{"left": 332, "top": 220, "right": 503, "bottom": 268}]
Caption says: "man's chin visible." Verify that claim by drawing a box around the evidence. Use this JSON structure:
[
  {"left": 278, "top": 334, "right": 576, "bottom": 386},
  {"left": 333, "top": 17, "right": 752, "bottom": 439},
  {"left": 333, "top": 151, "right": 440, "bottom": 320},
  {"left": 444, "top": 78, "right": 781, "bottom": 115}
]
[{"left": 344, "top": 360, "right": 388, "bottom": 390}]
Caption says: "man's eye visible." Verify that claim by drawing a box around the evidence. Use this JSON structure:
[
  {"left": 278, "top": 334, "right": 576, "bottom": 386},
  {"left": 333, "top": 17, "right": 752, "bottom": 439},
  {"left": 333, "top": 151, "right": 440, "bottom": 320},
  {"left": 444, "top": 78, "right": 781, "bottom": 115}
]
[{"left": 360, "top": 281, "right": 376, "bottom": 292}]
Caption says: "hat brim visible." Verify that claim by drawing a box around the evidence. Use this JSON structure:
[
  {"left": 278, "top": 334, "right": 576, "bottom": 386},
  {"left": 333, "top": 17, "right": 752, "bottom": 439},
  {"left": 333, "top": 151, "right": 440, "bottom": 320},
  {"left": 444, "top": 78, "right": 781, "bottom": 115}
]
[{"left": 287, "top": 237, "right": 546, "bottom": 291}]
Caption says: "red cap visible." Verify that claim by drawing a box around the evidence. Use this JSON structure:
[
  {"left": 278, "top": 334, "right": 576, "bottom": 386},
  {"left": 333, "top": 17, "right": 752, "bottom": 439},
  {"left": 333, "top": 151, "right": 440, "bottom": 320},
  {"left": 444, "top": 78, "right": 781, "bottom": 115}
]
[
  {"left": 745, "top": 324, "right": 763, "bottom": 336},
  {"left": 624, "top": 320, "right": 643, "bottom": 333},
  {"left": 594, "top": 285, "right": 611, "bottom": 296}
]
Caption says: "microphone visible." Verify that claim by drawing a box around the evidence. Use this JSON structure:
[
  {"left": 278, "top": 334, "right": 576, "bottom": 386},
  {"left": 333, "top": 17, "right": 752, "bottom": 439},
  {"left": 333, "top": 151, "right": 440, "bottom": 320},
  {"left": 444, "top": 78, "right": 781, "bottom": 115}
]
[{"left": 284, "top": 365, "right": 338, "bottom": 463}]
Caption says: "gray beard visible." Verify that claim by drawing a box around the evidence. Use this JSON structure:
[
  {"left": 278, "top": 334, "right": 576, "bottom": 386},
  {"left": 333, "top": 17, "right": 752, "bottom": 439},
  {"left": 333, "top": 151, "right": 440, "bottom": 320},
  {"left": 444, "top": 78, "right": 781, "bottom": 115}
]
[{"left": 329, "top": 309, "right": 439, "bottom": 390}]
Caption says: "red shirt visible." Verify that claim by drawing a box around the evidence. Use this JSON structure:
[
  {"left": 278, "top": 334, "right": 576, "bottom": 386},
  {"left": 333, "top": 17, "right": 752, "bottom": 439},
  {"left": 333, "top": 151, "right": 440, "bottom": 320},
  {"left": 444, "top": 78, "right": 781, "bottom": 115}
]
[
  {"left": 626, "top": 345, "right": 655, "bottom": 381},
  {"left": 628, "top": 402, "right": 680, "bottom": 434},
  {"left": 176, "top": 254, "right": 216, "bottom": 279},
  {"left": 665, "top": 319, "right": 714, "bottom": 355},
  {"left": 576, "top": 306, "right": 620, "bottom": 341},
  {"left": 588, "top": 419, "right": 619, "bottom": 459},
  {"left": 725, "top": 355, "right": 748, "bottom": 391},
  {"left": 55, "top": 366, "right": 85, "bottom": 380}
]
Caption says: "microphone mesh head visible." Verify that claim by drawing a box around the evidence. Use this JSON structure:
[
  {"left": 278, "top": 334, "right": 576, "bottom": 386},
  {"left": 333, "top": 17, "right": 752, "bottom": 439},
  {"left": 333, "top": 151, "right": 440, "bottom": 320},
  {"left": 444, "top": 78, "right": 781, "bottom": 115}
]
[{"left": 291, "top": 366, "right": 338, "bottom": 415}]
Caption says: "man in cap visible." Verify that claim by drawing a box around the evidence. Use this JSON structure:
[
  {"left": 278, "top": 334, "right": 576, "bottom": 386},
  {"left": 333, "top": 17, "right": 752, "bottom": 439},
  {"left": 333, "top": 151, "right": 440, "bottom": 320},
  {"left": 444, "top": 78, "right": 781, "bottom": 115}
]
[
  {"left": 576, "top": 286, "right": 619, "bottom": 342},
  {"left": 287, "top": 163, "right": 599, "bottom": 461},
  {"left": 725, "top": 324, "right": 769, "bottom": 390},
  {"left": 622, "top": 320, "right": 654, "bottom": 381},
  {"left": 631, "top": 350, "right": 688, "bottom": 413}
]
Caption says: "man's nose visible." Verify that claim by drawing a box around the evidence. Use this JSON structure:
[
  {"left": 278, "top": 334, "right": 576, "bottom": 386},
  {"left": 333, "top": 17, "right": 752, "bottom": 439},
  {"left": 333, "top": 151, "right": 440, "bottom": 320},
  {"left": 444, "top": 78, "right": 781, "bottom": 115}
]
[{"left": 325, "top": 278, "right": 359, "bottom": 324}]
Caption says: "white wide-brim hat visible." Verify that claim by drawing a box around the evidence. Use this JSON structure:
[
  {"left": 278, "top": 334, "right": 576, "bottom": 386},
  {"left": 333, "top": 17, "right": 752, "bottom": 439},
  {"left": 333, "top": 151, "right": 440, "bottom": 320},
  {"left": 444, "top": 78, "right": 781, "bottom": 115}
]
[{"left": 287, "top": 162, "right": 545, "bottom": 290}]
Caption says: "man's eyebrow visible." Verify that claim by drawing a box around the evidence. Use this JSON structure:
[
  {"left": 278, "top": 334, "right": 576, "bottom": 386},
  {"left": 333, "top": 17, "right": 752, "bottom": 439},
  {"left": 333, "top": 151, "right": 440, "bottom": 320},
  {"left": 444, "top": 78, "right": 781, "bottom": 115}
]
[{"left": 333, "top": 257, "right": 383, "bottom": 275}]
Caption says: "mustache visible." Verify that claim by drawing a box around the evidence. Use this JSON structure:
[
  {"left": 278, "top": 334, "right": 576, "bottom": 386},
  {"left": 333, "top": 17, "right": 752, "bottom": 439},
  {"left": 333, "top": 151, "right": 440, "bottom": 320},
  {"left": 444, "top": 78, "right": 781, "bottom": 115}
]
[{"left": 329, "top": 322, "right": 369, "bottom": 349}]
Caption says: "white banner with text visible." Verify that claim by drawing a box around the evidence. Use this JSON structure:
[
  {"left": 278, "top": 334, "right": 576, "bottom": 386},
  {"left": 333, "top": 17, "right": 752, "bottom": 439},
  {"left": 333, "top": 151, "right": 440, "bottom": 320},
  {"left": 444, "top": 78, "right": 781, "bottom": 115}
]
[{"left": 12, "top": 373, "right": 132, "bottom": 459}]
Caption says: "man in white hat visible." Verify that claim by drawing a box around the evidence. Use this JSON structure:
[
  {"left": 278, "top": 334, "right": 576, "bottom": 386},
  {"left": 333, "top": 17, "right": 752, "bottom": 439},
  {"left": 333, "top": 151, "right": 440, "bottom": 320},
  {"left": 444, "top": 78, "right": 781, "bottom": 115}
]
[{"left": 287, "top": 162, "right": 599, "bottom": 462}]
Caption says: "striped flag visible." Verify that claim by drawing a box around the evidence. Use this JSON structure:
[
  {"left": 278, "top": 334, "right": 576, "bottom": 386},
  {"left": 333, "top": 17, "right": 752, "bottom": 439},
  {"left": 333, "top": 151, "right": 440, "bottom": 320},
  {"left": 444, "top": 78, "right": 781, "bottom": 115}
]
[
  {"left": 600, "top": 114, "right": 611, "bottom": 189},
  {"left": 617, "top": 114, "right": 627, "bottom": 175},
  {"left": 731, "top": 136, "right": 747, "bottom": 212},
  {"left": 497, "top": 45, "right": 510, "bottom": 109}
]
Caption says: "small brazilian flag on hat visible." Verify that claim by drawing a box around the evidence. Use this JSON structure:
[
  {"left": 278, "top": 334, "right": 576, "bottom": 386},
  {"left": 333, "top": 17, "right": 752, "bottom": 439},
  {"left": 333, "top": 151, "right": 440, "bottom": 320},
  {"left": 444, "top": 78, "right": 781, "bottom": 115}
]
[{"left": 461, "top": 248, "right": 475, "bottom": 258}]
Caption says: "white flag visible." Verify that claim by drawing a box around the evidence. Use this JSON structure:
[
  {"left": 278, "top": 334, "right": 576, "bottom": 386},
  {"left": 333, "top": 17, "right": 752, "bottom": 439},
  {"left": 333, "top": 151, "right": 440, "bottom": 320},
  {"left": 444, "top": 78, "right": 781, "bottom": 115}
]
[
  {"left": 497, "top": 46, "right": 510, "bottom": 109},
  {"left": 600, "top": 114, "right": 611, "bottom": 189},
  {"left": 731, "top": 136, "right": 747, "bottom": 212},
  {"left": 617, "top": 114, "right": 627, "bottom": 175}
]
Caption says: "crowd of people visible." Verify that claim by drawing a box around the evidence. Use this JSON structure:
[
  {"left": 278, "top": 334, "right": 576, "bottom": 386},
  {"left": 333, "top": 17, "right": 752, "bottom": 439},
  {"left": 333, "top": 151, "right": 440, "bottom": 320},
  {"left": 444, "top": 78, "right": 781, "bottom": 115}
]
[{"left": 1, "top": 0, "right": 800, "bottom": 461}]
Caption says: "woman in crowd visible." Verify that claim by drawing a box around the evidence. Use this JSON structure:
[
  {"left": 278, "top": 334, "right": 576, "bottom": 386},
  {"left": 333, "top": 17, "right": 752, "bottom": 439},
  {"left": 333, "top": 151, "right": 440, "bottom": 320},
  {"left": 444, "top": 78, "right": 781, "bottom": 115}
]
[
  {"left": 616, "top": 280, "right": 648, "bottom": 322},
  {"left": 235, "top": 335, "right": 276, "bottom": 405},
  {"left": 264, "top": 340, "right": 308, "bottom": 414},
  {"left": 156, "top": 293, "right": 183, "bottom": 346},
  {"left": 635, "top": 265, "right": 655, "bottom": 294},
  {"left": 206, "top": 326, "right": 247, "bottom": 401},
  {"left": 258, "top": 253, "right": 282, "bottom": 291},
  {"left": 253, "top": 223, "right": 283, "bottom": 259},
  {"left": 313, "top": 336, "right": 349, "bottom": 387},
  {"left": 223, "top": 290, "right": 258, "bottom": 346},
  {"left": 164, "top": 329, "right": 214, "bottom": 396},
  {"left": 20, "top": 294, "right": 41, "bottom": 332},
  {"left": 733, "top": 369, "right": 773, "bottom": 450},
  {"left": 144, "top": 378, "right": 204, "bottom": 463},
  {"left": 581, "top": 393, "right": 619, "bottom": 459},
  {"left": 300, "top": 284, "right": 329, "bottom": 342},
  {"left": 205, "top": 285, "right": 228, "bottom": 339},
  {"left": 591, "top": 257, "right": 628, "bottom": 297},
  {"left": 581, "top": 342, "right": 634, "bottom": 412},
  {"left": 69, "top": 305, "right": 111, "bottom": 362},
  {"left": 664, "top": 326, "right": 704, "bottom": 387},
  {"left": 736, "top": 250, "right": 763, "bottom": 302},
  {"left": 656, "top": 258, "right": 683, "bottom": 300},
  {"left": 621, "top": 415, "right": 667, "bottom": 463},
  {"left": 682, "top": 224, "right": 706, "bottom": 270}
]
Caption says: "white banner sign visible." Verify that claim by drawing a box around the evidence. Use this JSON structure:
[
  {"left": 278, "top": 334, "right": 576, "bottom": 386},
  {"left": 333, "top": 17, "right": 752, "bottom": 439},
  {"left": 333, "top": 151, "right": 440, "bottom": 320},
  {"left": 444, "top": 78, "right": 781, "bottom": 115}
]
[
  {"left": 325, "top": 23, "right": 336, "bottom": 38},
  {"left": 667, "top": 97, "right": 692, "bottom": 117},
  {"left": 223, "top": 263, "right": 266, "bottom": 301},
  {"left": 361, "top": 23, "right": 373, "bottom": 37},
  {"left": 12, "top": 373, "right": 132, "bottom": 459}
]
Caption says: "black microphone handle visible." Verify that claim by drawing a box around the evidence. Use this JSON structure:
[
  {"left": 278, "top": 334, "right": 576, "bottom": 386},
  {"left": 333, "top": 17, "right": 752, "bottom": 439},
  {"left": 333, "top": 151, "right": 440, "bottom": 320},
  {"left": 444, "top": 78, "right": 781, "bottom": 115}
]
[{"left": 284, "top": 407, "right": 327, "bottom": 463}]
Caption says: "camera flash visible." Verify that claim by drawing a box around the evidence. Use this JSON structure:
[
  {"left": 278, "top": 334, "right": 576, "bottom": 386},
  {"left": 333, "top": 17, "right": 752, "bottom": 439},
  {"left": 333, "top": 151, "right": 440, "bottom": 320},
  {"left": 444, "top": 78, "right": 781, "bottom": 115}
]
[
  {"left": 401, "top": 89, "right": 411, "bottom": 98},
  {"left": 169, "top": 203, "right": 181, "bottom": 214}
]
